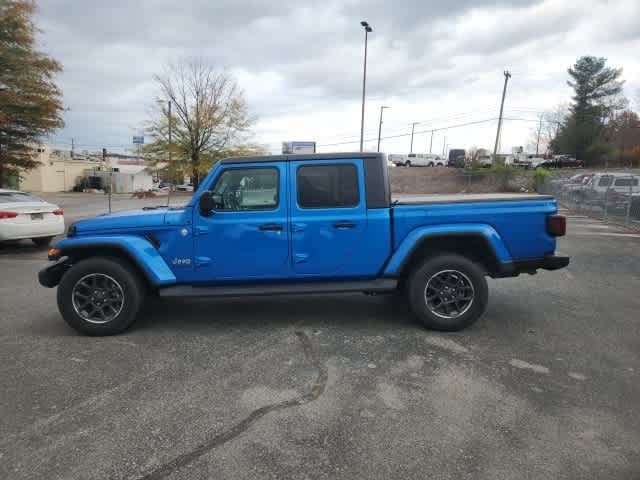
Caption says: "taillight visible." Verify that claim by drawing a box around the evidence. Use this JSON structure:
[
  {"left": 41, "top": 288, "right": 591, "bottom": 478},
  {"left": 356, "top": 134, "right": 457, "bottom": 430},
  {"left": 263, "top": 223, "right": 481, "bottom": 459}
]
[
  {"left": 53, "top": 208, "right": 64, "bottom": 216},
  {"left": 0, "top": 211, "right": 18, "bottom": 219},
  {"left": 546, "top": 214, "right": 566, "bottom": 237}
]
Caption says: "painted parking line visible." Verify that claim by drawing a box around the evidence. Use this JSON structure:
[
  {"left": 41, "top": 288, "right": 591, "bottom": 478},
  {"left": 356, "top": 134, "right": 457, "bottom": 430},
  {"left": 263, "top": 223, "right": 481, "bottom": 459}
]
[{"left": 569, "top": 232, "right": 640, "bottom": 238}]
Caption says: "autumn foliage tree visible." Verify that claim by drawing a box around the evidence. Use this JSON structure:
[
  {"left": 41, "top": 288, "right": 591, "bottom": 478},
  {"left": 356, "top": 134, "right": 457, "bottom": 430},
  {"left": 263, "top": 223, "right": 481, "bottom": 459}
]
[
  {"left": 0, "top": 0, "right": 64, "bottom": 186},
  {"left": 144, "top": 61, "right": 253, "bottom": 189}
]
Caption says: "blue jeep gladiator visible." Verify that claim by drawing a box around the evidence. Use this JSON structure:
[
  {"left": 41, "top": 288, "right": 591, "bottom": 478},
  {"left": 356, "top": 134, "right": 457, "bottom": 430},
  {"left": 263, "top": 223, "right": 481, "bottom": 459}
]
[{"left": 39, "top": 152, "right": 568, "bottom": 335}]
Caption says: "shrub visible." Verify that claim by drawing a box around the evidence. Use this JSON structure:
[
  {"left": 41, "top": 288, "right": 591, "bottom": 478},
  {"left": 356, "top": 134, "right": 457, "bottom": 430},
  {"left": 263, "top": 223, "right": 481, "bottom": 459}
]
[{"left": 533, "top": 167, "right": 550, "bottom": 192}]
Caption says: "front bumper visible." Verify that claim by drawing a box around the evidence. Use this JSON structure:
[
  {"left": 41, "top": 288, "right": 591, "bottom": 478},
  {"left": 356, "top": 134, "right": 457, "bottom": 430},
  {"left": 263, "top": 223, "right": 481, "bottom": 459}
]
[
  {"left": 493, "top": 254, "right": 570, "bottom": 278},
  {"left": 38, "top": 256, "right": 71, "bottom": 288}
]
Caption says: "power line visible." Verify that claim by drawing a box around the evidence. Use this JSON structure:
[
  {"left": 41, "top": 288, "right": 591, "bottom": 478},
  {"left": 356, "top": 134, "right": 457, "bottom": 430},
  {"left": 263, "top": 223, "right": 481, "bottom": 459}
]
[{"left": 318, "top": 117, "right": 499, "bottom": 147}]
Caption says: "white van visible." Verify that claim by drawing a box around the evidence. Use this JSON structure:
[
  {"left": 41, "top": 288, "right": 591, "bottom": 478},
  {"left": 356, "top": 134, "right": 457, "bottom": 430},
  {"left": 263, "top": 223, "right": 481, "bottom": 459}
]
[{"left": 403, "top": 153, "right": 447, "bottom": 167}]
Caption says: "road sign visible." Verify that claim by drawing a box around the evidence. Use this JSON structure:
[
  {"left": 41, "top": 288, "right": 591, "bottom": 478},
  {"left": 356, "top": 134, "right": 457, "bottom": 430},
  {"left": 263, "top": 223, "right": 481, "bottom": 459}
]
[
  {"left": 282, "top": 141, "right": 316, "bottom": 154},
  {"left": 132, "top": 136, "right": 145, "bottom": 145}
]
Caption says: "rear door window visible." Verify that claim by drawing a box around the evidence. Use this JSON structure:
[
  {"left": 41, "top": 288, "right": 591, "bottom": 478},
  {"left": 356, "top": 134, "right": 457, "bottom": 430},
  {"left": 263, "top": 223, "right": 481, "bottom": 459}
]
[
  {"left": 297, "top": 164, "right": 359, "bottom": 208},
  {"left": 597, "top": 176, "right": 613, "bottom": 187}
]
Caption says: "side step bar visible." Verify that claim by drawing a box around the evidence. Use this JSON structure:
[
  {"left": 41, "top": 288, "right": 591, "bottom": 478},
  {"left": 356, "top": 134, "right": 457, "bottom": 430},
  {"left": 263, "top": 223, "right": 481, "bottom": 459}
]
[{"left": 159, "top": 278, "right": 398, "bottom": 298}]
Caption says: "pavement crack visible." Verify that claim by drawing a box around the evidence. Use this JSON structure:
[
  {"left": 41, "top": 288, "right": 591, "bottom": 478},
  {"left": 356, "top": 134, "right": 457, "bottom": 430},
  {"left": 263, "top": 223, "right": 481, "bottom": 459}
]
[{"left": 137, "top": 329, "right": 327, "bottom": 480}]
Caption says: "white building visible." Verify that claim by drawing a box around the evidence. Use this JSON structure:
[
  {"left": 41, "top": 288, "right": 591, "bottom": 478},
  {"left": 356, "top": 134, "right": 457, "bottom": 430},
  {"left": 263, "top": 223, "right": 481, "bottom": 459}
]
[
  {"left": 20, "top": 145, "right": 157, "bottom": 193},
  {"left": 108, "top": 163, "right": 154, "bottom": 193}
]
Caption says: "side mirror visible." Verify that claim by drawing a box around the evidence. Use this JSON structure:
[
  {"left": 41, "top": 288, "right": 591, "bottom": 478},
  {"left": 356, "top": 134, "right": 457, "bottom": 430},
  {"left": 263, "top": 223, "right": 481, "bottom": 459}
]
[{"left": 199, "top": 191, "right": 215, "bottom": 217}]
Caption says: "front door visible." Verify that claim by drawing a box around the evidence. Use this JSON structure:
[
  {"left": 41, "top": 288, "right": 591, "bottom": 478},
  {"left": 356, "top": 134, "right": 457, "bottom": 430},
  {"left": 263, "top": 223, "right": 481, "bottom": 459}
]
[
  {"left": 193, "top": 162, "right": 290, "bottom": 281},
  {"left": 290, "top": 159, "right": 368, "bottom": 277}
]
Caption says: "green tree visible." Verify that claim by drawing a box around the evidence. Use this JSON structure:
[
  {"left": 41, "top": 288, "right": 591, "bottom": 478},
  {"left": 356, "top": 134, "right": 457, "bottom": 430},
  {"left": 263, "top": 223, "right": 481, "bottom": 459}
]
[
  {"left": 144, "top": 61, "right": 253, "bottom": 189},
  {"left": 0, "top": 0, "right": 64, "bottom": 186},
  {"left": 552, "top": 56, "right": 623, "bottom": 161}
]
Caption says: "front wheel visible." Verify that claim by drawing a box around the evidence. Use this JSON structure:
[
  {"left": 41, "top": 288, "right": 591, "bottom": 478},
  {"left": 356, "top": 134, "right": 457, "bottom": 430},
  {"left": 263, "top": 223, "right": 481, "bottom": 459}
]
[
  {"left": 408, "top": 254, "right": 488, "bottom": 331},
  {"left": 57, "top": 257, "right": 145, "bottom": 335},
  {"left": 405, "top": 161, "right": 412, "bottom": 167}
]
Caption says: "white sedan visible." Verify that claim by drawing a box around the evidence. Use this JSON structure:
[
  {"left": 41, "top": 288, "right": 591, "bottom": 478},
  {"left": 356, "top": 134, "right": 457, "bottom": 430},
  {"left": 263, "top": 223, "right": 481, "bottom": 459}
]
[{"left": 0, "top": 189, "right": 65, "bottom": 246}]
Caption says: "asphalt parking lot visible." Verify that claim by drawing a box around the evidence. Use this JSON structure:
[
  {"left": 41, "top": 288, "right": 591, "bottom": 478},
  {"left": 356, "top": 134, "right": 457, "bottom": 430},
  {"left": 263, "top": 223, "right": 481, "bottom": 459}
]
[{"left": 1, "top": 195, "right": 640, "bottom": 479}]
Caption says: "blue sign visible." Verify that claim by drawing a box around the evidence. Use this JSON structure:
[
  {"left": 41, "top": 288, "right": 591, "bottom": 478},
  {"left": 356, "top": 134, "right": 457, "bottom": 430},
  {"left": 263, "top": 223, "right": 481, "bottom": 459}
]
[{"left": 132, "top": 136, "right": 145, "bottom": 145}]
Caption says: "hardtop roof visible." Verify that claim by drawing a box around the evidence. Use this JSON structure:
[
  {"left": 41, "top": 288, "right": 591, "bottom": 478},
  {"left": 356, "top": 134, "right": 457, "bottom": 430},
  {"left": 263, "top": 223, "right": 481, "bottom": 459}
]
[{"left": 221, "top": 152, "right": 384, "bottom": 164}]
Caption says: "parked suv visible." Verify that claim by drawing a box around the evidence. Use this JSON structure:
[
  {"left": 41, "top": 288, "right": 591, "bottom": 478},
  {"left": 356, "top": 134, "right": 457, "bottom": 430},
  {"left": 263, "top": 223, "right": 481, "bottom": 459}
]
[{"left": 577, "top": 173, "right": 640, "bottom": 208}]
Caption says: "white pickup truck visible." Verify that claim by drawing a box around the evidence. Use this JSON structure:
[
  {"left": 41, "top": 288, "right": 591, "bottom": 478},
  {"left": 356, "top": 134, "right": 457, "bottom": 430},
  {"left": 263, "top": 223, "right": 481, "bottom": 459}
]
[{"left": 390, "top": 153, "right": 447, "bottom": 167}]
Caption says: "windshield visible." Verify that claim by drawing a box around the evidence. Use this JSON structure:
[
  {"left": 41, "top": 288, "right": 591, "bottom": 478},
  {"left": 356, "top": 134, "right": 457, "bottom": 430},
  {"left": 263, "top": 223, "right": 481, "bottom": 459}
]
[{"left": 0, "top": 192, "right": 42, "bottom": 203}]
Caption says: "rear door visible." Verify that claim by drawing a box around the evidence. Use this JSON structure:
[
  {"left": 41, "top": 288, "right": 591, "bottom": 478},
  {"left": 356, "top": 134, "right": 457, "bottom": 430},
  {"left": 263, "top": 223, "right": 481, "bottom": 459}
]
[{"left": 289, "top": 159, "right": 368, "bottom": 277}]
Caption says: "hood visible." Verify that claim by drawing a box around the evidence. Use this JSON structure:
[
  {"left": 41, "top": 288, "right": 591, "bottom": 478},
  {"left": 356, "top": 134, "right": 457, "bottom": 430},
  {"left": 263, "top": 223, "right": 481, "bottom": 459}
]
[{"left": 72, "top": 208, "right": 170, "bottom": 234}]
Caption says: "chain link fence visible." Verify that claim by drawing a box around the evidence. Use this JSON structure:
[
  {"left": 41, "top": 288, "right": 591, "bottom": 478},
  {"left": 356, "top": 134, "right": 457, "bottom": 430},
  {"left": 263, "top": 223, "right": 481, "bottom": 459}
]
[{"left": 539, "top": 172, "right": 640, "bottom": 228}]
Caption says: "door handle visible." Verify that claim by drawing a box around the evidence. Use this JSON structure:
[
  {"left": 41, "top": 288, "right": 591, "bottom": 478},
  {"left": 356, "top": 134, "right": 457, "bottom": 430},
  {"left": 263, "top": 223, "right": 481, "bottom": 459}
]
[
  {"left": 333, "top": 221, "right": 356, "bottom": 229},
  {"left": 259, "top": 223, "right": 283, "bottom": 232}
]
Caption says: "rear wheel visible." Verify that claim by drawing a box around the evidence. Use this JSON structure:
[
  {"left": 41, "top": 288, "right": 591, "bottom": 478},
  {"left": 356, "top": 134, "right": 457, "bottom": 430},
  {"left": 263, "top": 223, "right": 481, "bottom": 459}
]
[
  {"left": 408, "top": 254, "right": 488, "bottom": 331},
  {"left": 405, "top": 161, "right": 412, "bottom": 167},
  {"left": 57, "top": 257, "right": 145, "bottom": 335},
  {"left": 32, "top": 236, "right": 53, "bottom": 247}
]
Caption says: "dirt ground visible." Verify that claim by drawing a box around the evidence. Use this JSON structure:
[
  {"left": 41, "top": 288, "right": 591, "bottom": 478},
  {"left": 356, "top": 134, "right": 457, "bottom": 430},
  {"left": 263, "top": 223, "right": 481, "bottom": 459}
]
[
  {"left": 389, "top": 166, "right": 532, "bottom": 194},
  {"left": 389, "top": 166, "right": 640, "bottom": 194}
]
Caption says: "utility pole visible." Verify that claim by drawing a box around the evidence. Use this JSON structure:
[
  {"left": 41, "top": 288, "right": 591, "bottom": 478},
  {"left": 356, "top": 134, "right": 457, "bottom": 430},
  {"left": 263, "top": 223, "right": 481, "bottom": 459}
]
[
  {"left": 409, "top": 122, "right": 418, "bottom": 154},
  {"left": 442, "top": 136, "right": 447, "bottom": 156},
  {"left": 167, "top": 100, "right": 172, "bottom": 207},
  {"left": 377, "top": 106, "right": 389, "bottom": 152},
  {"left": 429, "top": 130, "right": 434, "bottom": 153},
  {"left": 359, "top": 21, "right": 372, "bottom": 152},
  {"left": 493, "top": 70, "right": 511, "bottom": 159},
  {"left": 535, "top": 115, "right": 543, "bottom": 155},
  {"left": 71, "top": 138, "right": 75, "bottom": 159}
]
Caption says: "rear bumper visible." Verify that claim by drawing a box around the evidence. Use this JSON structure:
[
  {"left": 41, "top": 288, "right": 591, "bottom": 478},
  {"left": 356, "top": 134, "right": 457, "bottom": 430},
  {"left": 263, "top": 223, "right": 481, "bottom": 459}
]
[
  {"left": 38, "top": 256, "right": 71, "bottom": 288},
  {"left": 493, "top": 254, "right": 570, "bottom": 278},
  {"left": 0, "top": 217, "right": 64, "bottom": 241}
]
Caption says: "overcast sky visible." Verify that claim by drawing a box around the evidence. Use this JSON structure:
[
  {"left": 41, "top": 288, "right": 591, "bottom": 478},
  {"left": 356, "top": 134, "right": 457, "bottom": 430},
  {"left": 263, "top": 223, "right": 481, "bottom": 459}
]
[{"left": 36, "top": 0, "right": 639, "bottom": 156}]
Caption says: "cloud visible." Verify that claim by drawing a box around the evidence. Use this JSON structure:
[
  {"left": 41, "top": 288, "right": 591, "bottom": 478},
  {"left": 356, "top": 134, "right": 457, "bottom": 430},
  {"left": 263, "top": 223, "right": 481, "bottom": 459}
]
[{"left": 35, "top": 0, "right": 640, "bottom": 154}]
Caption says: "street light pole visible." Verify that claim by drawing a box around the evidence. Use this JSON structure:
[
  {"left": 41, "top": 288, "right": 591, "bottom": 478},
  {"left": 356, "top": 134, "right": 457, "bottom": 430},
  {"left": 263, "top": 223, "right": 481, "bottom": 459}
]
[
  {"left": 167, "top": 100, "right": 172, "bottom": 207},
  {"left": 377, "top": 105, "right": 389, "bottom": 152},
  {"left": 359, "top": 21, "right": 372, "bottom": 152}
]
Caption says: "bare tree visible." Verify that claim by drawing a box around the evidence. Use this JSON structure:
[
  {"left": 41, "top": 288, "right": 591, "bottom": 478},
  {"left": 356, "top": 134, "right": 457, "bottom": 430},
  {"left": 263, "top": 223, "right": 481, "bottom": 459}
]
[
  {"left": 146, "top": 61, "right": 251, "bottom": 188},
  {"left": 526, "top": 104, "right": 569, "bottom": 154}
]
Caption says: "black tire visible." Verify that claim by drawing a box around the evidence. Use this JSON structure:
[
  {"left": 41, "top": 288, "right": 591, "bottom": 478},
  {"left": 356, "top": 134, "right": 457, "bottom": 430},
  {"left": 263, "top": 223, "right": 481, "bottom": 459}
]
[
  {"left": 57, "top": 257, "right": 146, "bottom": 335},
  {"left": 405, "top": 161, "right": 412, "bottom": 167},
  {"left": 32, "top": 236, "right": 53, "bottom": 247},
  {"left": 407, "top": 254, "right": 488, "bottom": 331}
]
